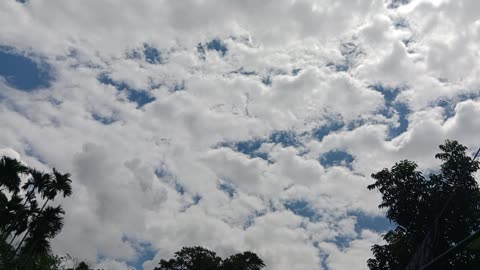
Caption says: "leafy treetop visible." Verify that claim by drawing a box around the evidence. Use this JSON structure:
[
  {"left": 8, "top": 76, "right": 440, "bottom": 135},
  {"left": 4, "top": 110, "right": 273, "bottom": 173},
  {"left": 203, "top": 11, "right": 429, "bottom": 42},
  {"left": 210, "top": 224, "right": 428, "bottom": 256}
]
[{"left": 367, "top": 140, "right": 480, "bottom": 270}]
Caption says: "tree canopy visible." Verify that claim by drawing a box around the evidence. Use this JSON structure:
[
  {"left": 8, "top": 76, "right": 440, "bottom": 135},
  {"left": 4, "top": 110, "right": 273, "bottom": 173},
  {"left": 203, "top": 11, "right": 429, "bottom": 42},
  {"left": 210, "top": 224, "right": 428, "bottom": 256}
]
[
  {"left": 367, "top": 140, "right": 480, "bottom": 269},
  {"left": 0, "top": 156, "right": 72, "bottom": 270},
  {"left": 155, "top": 246, "right": 265, "bottom": 270}
]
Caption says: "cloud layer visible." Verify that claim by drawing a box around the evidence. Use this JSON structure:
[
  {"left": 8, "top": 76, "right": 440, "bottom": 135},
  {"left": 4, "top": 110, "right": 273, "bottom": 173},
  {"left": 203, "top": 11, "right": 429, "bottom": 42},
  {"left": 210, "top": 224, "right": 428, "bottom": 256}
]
[{"left": 1, "top": 0, "right": 480, "bottom": 269}]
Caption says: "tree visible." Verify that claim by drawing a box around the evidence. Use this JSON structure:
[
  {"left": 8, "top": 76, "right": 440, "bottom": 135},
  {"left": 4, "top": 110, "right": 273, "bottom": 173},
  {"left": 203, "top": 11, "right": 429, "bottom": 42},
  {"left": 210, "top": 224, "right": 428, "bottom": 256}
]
[
  {"left": 74, "top": 261, "right": 90, "bottom": 270},
  {"left": 367, "top": 140, "right": 480, "bottom": 270},
  {"left": 0, "top": 155, "right": 73, "bottom": 270},
  {"left": 23, "top": 169, "right": 53, "bottom": 206},
  {"left": 0, "top": 156, "right": 28, "bottom": 194},
  {"left": 20, "top": 205, "right": 65, "bottom": 255},
  {"left": 154, "top": 246, "right": 265, "bottom": 270},
  {"left": 222, "top": 252, "right": 265, "bottom": 270},
  {"left": 156, "top": 247, "right": 222, "bottom": 270},
  {"left": 15, "top": 168, "right": 72, "bottom": 253},
  {"left": 1, "top": 169, "right": 51, "bottom": 243}
]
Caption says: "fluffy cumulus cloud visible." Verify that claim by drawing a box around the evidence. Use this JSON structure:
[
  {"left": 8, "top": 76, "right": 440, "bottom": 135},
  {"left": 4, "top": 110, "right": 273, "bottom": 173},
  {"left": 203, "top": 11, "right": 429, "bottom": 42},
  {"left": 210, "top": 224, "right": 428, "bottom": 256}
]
[{"left": 0, "top": 0, "right": 479, "bottom": 269}]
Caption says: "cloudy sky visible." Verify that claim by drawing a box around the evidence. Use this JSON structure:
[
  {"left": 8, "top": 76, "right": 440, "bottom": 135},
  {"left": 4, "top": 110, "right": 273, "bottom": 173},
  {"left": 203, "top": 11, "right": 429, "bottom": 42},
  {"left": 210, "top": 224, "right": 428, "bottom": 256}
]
[{"left": 1, "top": 0, "right": 480, "bottom": 269}]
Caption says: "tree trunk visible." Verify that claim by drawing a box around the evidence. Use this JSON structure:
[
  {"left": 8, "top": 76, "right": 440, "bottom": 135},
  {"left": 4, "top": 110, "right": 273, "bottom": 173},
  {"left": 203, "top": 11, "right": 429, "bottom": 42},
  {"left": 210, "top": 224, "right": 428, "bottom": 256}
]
[{"left": 14, "top": 198, "right": 49, "bottom": 255}]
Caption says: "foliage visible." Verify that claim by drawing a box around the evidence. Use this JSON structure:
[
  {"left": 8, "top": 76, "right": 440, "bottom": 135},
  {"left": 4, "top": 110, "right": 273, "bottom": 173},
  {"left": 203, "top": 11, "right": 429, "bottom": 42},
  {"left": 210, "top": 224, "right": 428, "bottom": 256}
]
[
  {"left": 367, "top": 140, "right": 480, "bottom": 269},
  {"left": 74, "top": 261, "right": 90, "bottom": 270},
  {"left": 0, "top": 156, "right": 73, "bottom": 270},
  {"left": 155, "top": 246, "right": 265, "bottom": 270},
  {"left": 221, "top": 251, "right": 266, "bottom": 270}
]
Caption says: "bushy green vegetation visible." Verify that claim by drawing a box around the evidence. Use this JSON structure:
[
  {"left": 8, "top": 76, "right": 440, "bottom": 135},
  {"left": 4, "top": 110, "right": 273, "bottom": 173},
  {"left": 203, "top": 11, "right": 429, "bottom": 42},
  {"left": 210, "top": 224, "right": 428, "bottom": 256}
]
[{"left": 367, "top": 140, "right": 480, "bottom": 269}]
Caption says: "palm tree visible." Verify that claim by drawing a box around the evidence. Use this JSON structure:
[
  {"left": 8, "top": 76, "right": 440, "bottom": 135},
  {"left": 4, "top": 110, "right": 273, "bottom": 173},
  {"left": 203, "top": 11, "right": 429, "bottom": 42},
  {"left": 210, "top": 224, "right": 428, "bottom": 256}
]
[
  {"left": 1, "top": 169, "right": 51, "bottom": 242},
  {"left": 44, "top": 168, "right": 73, "bottom": 207},
  {"left": 0, "top": 194, "right": 24, "bottom": 236},
  {"left": 0, "top": 156, "right": 28, "bottom": 194},
  {"left": 8, "top": 199, "right": 38, "bottom": 246},
  {"left": 15, "top": 206, "right": 65, "bottom": 270},
  {"left": 20, "top": 205, "right": 65, "bottom": 256},
  {"left": 15, "top": 168, "right": 72, "bottom": 254},
  {"left": 22, "top": 169, "right": 52, "bottom": 203}
]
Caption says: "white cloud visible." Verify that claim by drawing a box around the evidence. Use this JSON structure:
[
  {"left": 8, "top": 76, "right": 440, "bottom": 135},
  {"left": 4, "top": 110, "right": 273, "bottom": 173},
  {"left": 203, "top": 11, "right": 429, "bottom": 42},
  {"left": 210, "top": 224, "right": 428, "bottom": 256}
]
[
  {"left": 1, "top": 0, "right": 480, "bottom": 269},
  {"left": 320, "top": 230, "right": 384, "bottom": 270}
]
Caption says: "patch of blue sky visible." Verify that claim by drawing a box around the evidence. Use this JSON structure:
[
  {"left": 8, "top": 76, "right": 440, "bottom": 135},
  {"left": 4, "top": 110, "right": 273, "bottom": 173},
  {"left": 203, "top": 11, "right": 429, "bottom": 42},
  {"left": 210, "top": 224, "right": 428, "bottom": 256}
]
[
  {"left": 434, "top": 92, "right": 480, "bottom": 119},
  {"left": 313, "top": 121, "right": 344, "bottom": 141},
  {"left": 220, "top": 130, "right": 300, "bottom": 160},
  {"left": 91, "top": 113, "right": 115, "bottom": 125},
  {"left": 319, "top": 213, "right": 393, "bottom": 262},
  {"left": 388, "top": 103, "right": 410, "bottom": 138},
  {"left": 180, "top": 194, "right": 203, "bottom": 213},
  {"left": 0, "top": 46, "right": 53, "bottom": 91},
  {"left": 350, "top": 211, "right": 393, "bottom": 233},
  {"left": 320, "top": 256, "right": 329, "bottom": 270},
  {"left": 127, "top": 90, "right": 155, "bottom": 107},
  {"left": 154, "top": 167, "right": 170, "bottom": 178},
  {"left": 230, "top": 67, "right": 257, "bottom": 76},
  {"left": 388, "top": 0, "right": 411, "bottom": 8},
  {"left": 319, "top": 150, "right": 354, "bottom": 169},
  {"left": 346, "top": 119, "right": 368, "bottom": 131},
  {"left": 218, "top": 182, "right": 236, "bottom": 198},
  {"left": 292, "top": 68, "right": 302, "bottom": 76},
  {"left": 98, "top": 73, "right": 131, "bottom": 91},
  {"left": 127, "top": 44, "right": 164, "bottom": 64},
  {"left": 270, "top": 130, "right": 301, "bottom": 147},
  {"left": 174, "top": 182, "right": 185, "bottom": 195},
  {"left": 284, "top": 200, "right": 392, "bottom": 255},
  {"left": 230, "top": 139, "right": 267, "bottom": 160},
  {"left": 197, "top": 39, "right": 228, "bottom": 59},
  {"left": 284, "top": 200, "right": 318, "bottom": 221},
  {"left": 98, "top": 73, "right": 155, "bottom": 107},
  {"left": 121, "top": 236, "right": 156, "bottom": 270},
  {"left": 192, "top": 194, "right": 202, "bottom": 204},
  {"left": 326, "top": 62, "right": 349, "bottom": 72},
  {"left": 314, "top": 212, "right": 392, "bottom": 269},
  {"left": 143, "top": 44, "right": 163, "bottom": 64},
  {"left": 370, "top": 84, "right": 410, "bottom": 138},
  {"left": 206, "top": 39, "right": 228, "bottom": 56},
  {"left": 130, "top": 247, "right": 156, "bottom": 270},
  {"left": 154, "top": 168, "right": 187, "bottom": 196},
  {"left": 336, "top": 212, "right": 392, "bottom": 251}
]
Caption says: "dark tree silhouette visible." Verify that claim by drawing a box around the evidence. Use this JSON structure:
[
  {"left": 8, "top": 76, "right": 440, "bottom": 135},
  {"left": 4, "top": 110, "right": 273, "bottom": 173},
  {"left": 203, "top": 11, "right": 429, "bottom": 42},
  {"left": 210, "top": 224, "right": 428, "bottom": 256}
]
[
  {"left": 75, "top": 261, "right": 90, "bottom": 270},
  {"left": 155, "top": 246, "right": 265, "bottom": 270},
  {"left": 1, "top": 169, "right": 51, "bottom": 243},
  {"left": 222, "top": 251, "right": 265, "bottom": 270},
  {"left": 156, "top": 247, "right": 222, "bottom": 270},
  {"left": 0, "top": 155, "right": 73, "bottom": 269},
  {"left": 21, "top": 205, "right": 65, "bottom": 255},
  {"left": 15, "top": 168, "right": 72, "bottom": 253},
  {"left": 367, "top": 140, "right": 480, "bottom": 269},
  {"left": 23, "top": 169, "right": 53, "bottom": 205},
  {"left": 0, "top": 156, "right": 28, "bottom": 194}
]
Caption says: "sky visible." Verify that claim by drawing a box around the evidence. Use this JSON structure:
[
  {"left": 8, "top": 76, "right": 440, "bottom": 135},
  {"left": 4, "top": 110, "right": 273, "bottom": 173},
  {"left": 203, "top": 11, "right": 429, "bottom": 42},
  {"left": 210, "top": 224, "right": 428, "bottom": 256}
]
[{"left": 0, "top": 0, "right": 480, "bottom": 269}]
